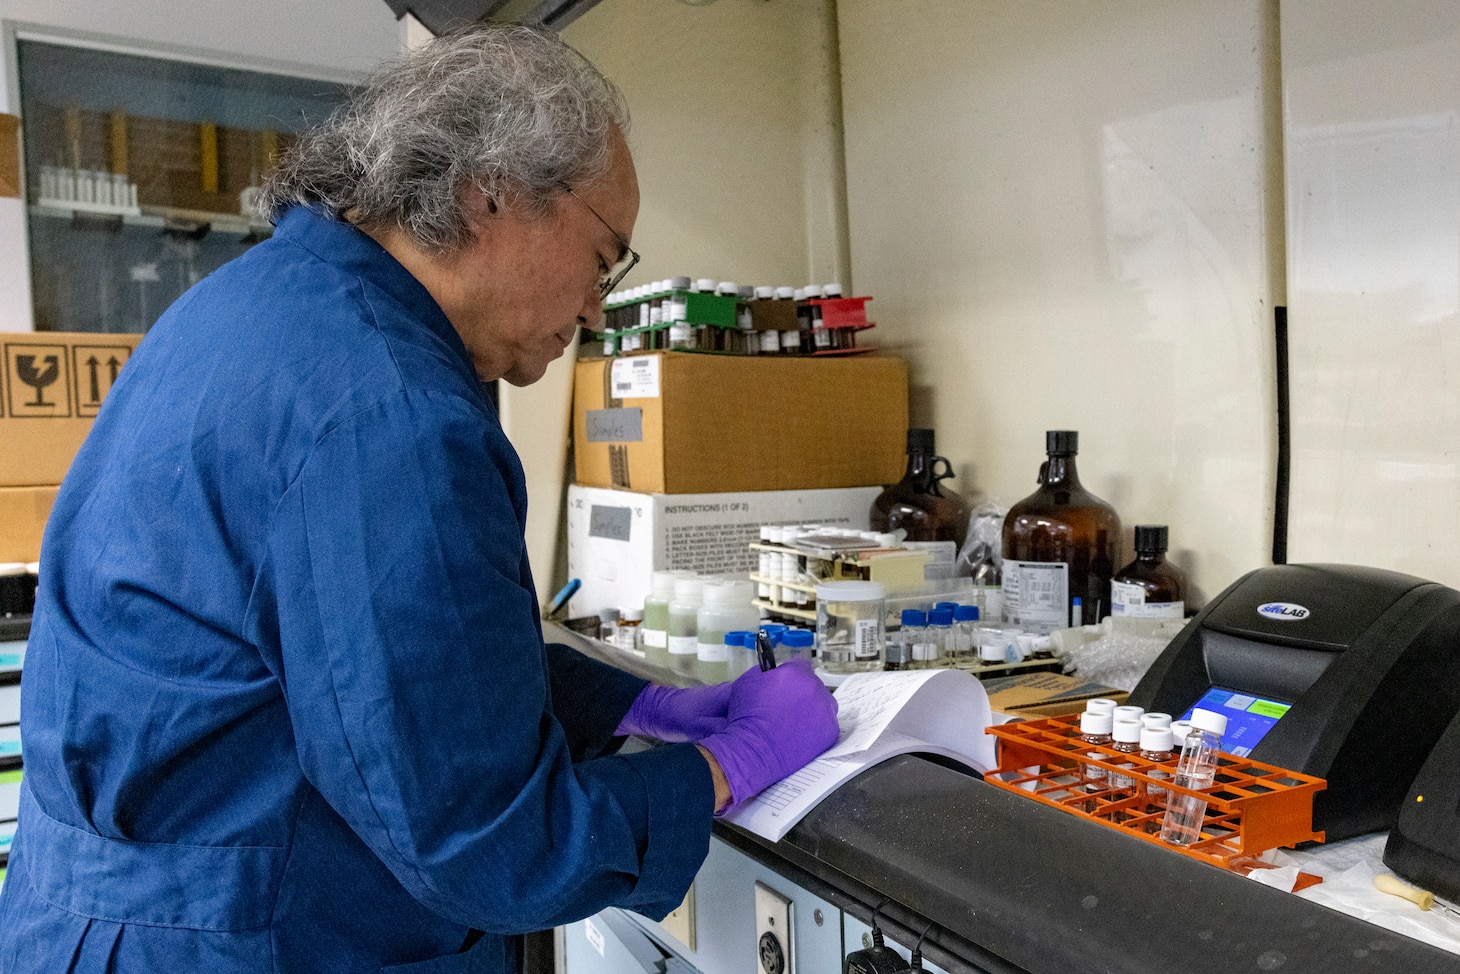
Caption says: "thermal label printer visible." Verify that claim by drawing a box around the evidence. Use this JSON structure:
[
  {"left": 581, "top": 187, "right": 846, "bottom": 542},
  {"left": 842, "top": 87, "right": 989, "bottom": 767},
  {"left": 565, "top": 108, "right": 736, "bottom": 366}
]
[{"left": 1129, "top": 563, "right": 1460, "bottom": 841}]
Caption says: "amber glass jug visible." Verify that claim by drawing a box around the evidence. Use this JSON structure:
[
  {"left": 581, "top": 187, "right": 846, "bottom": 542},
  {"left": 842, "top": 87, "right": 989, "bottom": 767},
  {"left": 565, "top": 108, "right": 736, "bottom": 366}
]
[
  {"left": 870, "top": 428, "right": 972, "bottom": 547},
  {"left": 1002, "top": 430, "right": 1121, "bottom": 632}
]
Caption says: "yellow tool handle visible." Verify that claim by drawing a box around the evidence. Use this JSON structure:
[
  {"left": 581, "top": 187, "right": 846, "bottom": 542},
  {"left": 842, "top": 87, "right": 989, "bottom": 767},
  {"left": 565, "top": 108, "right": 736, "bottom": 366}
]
[{"left": 1375, "top": 874, "right": 1436, "bottom": 911}]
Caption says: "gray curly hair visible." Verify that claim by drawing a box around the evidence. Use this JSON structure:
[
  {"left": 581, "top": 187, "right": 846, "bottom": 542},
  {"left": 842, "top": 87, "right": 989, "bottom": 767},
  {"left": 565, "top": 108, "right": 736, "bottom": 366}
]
[{"left": 260, "top": 22, "right": 629, "bottom": 255}]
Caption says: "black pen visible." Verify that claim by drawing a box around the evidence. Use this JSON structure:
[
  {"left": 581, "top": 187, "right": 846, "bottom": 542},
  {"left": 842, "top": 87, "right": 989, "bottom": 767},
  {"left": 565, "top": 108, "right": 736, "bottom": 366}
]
[{"left": 756, "top": 629, "right": 778, "bottom": 671}]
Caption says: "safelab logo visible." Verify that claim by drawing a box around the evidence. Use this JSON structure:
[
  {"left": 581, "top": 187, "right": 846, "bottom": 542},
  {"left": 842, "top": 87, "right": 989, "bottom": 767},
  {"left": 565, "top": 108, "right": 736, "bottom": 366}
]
[{"left": 1258, "top": 602, "right": 1310, "bottom": 621}]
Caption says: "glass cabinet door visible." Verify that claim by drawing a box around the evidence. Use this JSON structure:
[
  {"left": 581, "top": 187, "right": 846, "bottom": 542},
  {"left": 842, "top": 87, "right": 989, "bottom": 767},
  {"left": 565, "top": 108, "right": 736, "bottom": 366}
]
[{"left": 16, "top": 36, "right": 351, "bottom": 333}]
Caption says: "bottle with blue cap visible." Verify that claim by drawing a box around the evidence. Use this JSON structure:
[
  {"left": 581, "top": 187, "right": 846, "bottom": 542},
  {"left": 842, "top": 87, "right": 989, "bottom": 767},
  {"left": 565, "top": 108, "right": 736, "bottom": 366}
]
[
  {"left": 925, "top": 607, "right": 955, "bottom": 667},
  {"left": 779, "top": 628, "right": 815, "bottom": 664},
  {"left": 899, "top": 609, "right": 930, "bottom": 670},
  {"left": 951, "top": 605, "right": 980, "bottom": 666}
]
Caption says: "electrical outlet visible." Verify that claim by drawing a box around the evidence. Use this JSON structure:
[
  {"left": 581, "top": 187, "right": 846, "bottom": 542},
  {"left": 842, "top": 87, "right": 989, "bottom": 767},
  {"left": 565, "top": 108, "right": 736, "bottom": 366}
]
[
  {"left": 660, "top": 883, "right": 696, "bottom": 951},
  {"left": 754, "top": 881, "right": 794, "bottom": 974}
]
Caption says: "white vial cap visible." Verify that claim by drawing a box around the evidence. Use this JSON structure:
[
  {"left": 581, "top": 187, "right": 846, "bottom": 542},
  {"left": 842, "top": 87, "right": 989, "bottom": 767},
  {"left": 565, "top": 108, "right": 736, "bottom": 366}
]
[
  {"left": 766, "top": 526, "right": 785, "bottom": 544},
  {"left": 695, "top": 278, "right": 716, "bottom": 292},
  {"left": 1113, "top": 705, "right": 1145, "bottom": 723},
  {"left": 803, "top": 284, "right": 823, "bottom": 298},
  {"left": 1085, "top": 698, "right": 1118, "bottom": 715},
  {"left": 823, "top": 283, "right": 844, "bottom": 296},
  {"left": 775, "top": 286, "right": 796, "bottom": 299},
  {"left": 1140, "top": 726, "right": 1175, "bottom": 753},
  {"left": 1112, "top": 718, "right": 1143, "bottom": 744},
  {"left": 704, "top": 579, "right": 754, "bottom": 605},
  {"left": 672, "top": 577, "right": 706, "bottom": 600},
  {"left": 1189, "top": 708, "right": 1229, "bottom": 736},
  {"left": 1142, "top": 712, "right": 1173, "bottom": 729},
  {"left": 754, "top": 286, "right": 775, "bottom": 299},
  {"left": 980, "top": 641, "right": 1006, "bottom": 663},
  {"left": 1170, "top": 720, "right": 1192, "bottom": 743},
  {"left": 1080, "top": 711, "right": 1113, "bottom": 735},
  {"left": 793, "top": 288, "right": 806, "bottom": 301},
  {"left": 649, "top": 570, "right": 681, "bottom": 597},
  {"left": 814, "top": 580, "right": 885, "bottom": 602},
  {"left": 716, "top": 281, "right": 738, "bottom": 295},
  {"left": 621, "top": 606, "right": 643, "bottom": 623}
]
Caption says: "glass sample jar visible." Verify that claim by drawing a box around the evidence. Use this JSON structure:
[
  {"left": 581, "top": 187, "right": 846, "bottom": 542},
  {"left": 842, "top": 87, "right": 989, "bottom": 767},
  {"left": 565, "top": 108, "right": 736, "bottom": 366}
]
[{"left": 816, "top": 581, "right": 886, "bottom": 674}]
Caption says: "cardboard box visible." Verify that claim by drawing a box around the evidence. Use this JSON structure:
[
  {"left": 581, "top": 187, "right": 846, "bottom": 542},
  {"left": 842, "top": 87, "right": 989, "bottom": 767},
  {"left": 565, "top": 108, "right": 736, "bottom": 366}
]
[
  {"left": 0, "top": 486, "right": 57, "bottom": 563},
  {"left": 0, "top": 115, "right": 18, "bottom": 199},
  {"left": 983, "top": 672, "right": 1128, "bottom": 719},
  {"left": 565, "top": 483, "right": 882, "bottom": 617},
  {"left": 0, "top": 331, "right": 142, "bottom": 487},
  {"left": 573, "top": 351, "right": 907, "bottom": 494}
]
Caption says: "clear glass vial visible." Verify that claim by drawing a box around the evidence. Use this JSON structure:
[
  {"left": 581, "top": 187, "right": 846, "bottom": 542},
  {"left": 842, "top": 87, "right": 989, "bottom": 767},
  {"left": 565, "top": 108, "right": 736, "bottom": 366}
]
[{"left": 816, "top": 580, "right": 886, "bottom": 673}]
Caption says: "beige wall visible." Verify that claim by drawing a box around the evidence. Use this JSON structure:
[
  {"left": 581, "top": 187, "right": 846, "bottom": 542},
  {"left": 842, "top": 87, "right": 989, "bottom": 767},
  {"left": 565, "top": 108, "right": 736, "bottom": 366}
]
[
  {"left": 508, "top": 0, "right": 849, "bottom": 593},
  {"left": 1282, "top": 0, "right": 1460, "bottom": 588},
  {"left": 836, "top": 0, "right": 1280, "bottom": 605}
]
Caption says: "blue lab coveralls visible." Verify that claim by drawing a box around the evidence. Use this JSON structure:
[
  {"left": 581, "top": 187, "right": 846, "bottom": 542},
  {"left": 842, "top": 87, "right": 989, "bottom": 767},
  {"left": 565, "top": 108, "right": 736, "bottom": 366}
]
[{"left": 0, "top": 207, "right": 713, "bottom": 972}]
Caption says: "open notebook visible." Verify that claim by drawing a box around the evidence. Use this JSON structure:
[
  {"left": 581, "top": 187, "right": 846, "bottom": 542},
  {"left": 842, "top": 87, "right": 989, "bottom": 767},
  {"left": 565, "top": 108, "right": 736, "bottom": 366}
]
[{"left": 723, "top": 668, "right": 996, "bottom": 841}]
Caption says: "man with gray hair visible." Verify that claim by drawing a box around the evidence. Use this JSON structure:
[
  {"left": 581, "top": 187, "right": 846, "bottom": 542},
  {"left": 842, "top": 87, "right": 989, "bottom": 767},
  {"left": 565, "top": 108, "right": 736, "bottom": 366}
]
[{"left": 0, "top": 23, "right": 837, "bottom": 973}]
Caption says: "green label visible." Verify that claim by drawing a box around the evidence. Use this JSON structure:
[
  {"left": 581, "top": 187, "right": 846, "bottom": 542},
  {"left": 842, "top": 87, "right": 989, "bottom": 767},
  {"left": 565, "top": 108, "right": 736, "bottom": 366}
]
[
  {"left": 0, "top": 770, "right": 22, "bottom": 786},
  {"left": 1249, "top": 699, "right": 1291, "bottom": 719}
]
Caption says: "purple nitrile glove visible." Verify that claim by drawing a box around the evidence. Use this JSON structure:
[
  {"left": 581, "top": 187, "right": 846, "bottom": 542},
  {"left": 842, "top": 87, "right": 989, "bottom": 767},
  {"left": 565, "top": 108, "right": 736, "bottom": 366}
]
[
  {"left": 616, "top": 681, "right": 734, "bottom": 742},
  {"left": 699, "top": 659, "right": 840, "bottom": 812}
]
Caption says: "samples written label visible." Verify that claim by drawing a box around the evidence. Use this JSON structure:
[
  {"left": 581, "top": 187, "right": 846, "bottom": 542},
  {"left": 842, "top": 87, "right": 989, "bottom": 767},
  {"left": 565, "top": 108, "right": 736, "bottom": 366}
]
[
  {"left": 610, "top": 355, "right": 661, "bottom": 399},
  {"left": 587, "top": 505, "right": 633, "bottom": 542},
  {"left": 1002, "top": 560, "right": 1069, "bottom": 635},
  {"left": 585, "top": 407, "right": 643, "bottom": 443}
]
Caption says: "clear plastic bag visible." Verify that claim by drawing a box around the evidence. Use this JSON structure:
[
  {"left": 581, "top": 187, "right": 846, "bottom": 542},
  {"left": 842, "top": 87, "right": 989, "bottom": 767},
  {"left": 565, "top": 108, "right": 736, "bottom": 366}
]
[{"left": 956, "top": 500, "right": 1006, "bottom": 583}]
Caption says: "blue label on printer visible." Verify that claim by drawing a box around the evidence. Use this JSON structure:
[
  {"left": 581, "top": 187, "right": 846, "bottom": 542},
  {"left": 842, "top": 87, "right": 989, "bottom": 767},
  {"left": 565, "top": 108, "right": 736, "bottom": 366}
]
[{"left": 1257, "top": 602, "right": 1310, "bottom": 621}]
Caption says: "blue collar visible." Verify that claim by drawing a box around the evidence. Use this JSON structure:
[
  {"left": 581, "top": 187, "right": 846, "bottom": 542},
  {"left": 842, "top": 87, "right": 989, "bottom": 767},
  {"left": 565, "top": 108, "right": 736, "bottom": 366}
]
[{"left": 271, "top": 206, "right": 475, "bottom": 377}]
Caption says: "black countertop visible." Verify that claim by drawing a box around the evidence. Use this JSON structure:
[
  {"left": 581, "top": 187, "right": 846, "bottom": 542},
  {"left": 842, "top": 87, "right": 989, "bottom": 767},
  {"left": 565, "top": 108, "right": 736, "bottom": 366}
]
[{"left": 546, "top": 622, "right": 1460, "bottom": 974}]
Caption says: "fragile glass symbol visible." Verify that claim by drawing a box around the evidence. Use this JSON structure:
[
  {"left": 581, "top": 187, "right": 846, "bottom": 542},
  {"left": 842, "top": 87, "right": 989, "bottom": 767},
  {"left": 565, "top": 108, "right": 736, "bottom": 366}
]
[{"left": 15, "top": 354, "right": 60, "bottom": 407}]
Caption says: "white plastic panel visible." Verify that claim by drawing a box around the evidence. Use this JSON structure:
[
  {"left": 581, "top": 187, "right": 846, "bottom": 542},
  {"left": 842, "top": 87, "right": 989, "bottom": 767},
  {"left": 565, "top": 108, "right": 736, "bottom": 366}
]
[
  {"left": 1282, "top": 0, "right": 1460, "bottom": 588},
  {"left": 836, "top": 0, "right": 1279, "bottom": 603}
]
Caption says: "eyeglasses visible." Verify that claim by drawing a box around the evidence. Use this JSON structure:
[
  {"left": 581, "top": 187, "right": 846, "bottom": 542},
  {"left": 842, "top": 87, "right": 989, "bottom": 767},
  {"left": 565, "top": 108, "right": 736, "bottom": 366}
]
[{"left": 559, "top": 183, "right": 640, "bottom": 297}]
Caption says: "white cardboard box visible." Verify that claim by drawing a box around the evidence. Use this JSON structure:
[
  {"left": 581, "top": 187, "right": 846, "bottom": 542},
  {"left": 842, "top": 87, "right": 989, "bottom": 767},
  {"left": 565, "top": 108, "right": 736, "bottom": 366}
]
[{"left": 565, "top": 484, "right": 882, "bottom": 618}]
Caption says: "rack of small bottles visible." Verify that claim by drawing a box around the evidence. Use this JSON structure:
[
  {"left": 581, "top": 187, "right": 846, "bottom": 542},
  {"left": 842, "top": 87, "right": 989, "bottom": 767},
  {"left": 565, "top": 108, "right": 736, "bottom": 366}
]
[
  {"left": 985, "top": 710, "right": 1326, "bottom": 870},
  {"left": 594, "top": 278, "right": 875, "bottom": 357},
  {"left": 749, "top": 527, "right": 1062, "bottom": 680}
]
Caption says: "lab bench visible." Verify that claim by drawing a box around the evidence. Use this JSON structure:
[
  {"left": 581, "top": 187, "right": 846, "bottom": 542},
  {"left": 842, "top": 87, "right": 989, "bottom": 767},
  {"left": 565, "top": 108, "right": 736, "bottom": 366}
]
[{"left": 546, "top": 622, "right": 1460, "bottom": 974}]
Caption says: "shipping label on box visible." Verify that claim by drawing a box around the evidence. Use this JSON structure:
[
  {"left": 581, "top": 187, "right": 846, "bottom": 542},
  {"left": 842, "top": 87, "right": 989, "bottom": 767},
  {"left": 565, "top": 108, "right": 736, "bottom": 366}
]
[
  {"left": 0, "top": 332, "right": 141, "bottom": 487},
  {"left": 565, "top": 483, "right": 882, "bottom": 618}
]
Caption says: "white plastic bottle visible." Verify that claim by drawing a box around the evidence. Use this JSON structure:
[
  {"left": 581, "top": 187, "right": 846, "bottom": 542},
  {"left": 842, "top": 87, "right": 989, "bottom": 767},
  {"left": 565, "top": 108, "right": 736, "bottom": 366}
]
[
  {"left": 1160, "top": 708, "right": 1228, "bottom": 846},
  {"left": 696, "top": 579, "right": 760, "bottom": 683},
  {"left": 640, "top": 570, "right": 688, "bottom": 668},
  {"left": 666, "top": 577, "right": 706, "bottom": 677}
]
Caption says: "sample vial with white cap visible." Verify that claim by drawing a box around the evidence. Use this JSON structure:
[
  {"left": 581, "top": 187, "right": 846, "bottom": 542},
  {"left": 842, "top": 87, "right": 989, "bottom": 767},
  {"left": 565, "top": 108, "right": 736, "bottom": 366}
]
[
  {"left": 1159, "top": 708, "right": 1229, "bottom": 846},
  {"left": 1108, "top": 718, "right": 1143, "bottom": 795},
  {"left": 1113, "top": 705, "right": 1145, "bottom": 724},
  {"left": 1139, "top": 725, "right": 1177, "bottom": 813},
  {"left": 1141, "top": 712, "right": 1173, "bottom": 730},
  {"left": 1084, "top": 698, "right": 1119, "bottom": 717},
  {"left": 1078, "top": 710, "right": 1114, "bottom": 799}
]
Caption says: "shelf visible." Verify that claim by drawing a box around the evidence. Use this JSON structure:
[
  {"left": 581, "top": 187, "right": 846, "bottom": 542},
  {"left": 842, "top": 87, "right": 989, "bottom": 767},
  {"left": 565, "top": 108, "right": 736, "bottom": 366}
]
[{"left": 30, "top": 202, "right": 273, "bottom": 240}]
